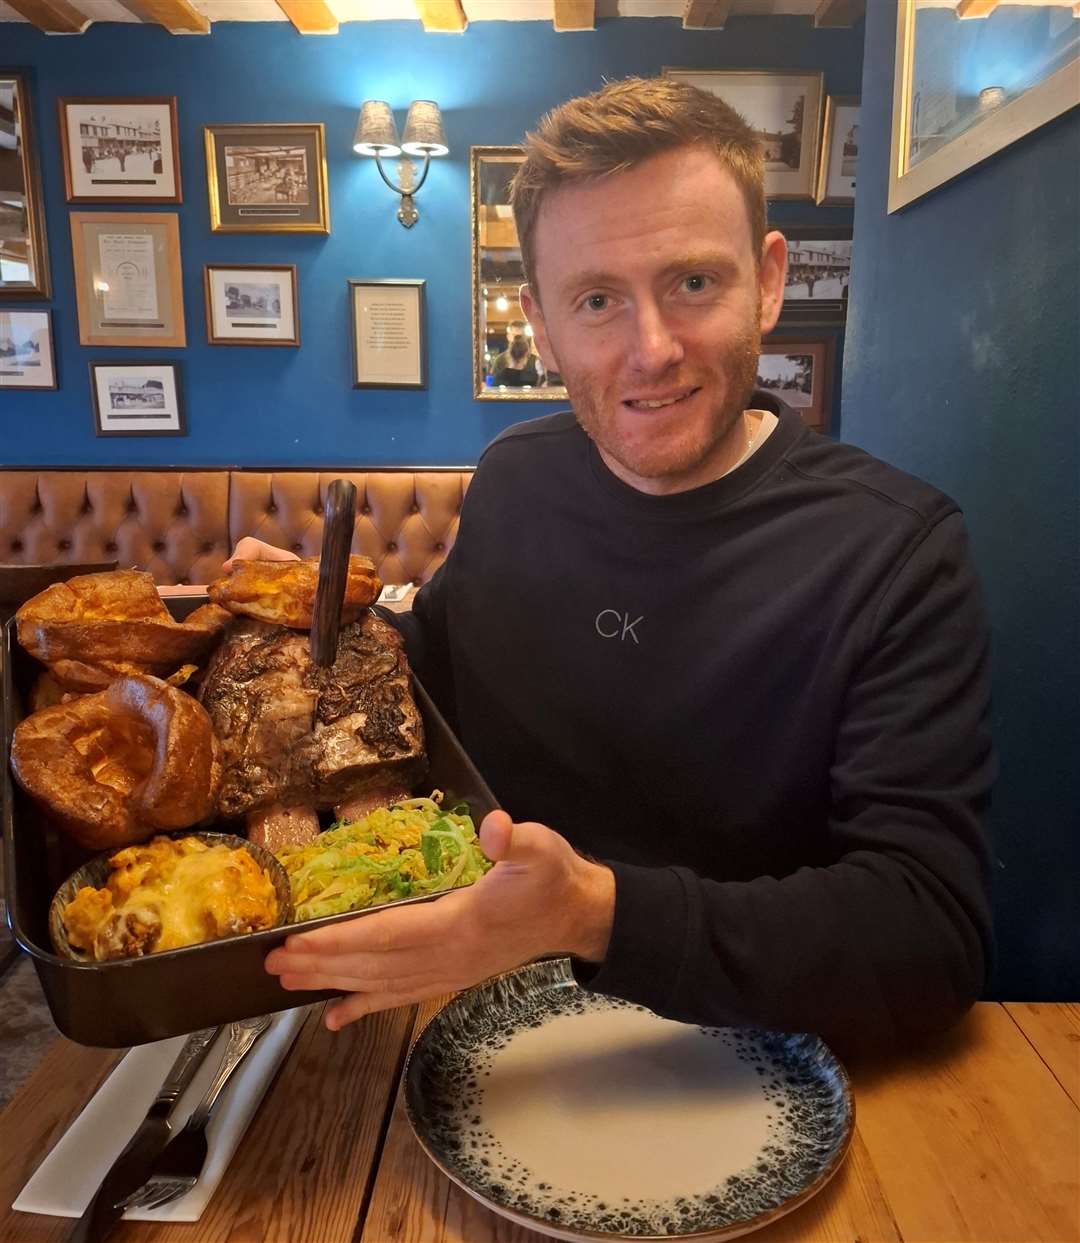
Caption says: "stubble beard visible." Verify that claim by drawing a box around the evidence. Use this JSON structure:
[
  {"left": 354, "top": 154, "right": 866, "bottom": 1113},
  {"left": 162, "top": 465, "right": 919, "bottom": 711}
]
[{"left": 565, "top": 317, "right": 763, "bottom": 487}]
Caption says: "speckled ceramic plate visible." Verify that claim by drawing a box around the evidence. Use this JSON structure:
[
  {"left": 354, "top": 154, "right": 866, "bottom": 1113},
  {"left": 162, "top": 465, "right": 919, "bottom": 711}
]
[{"left": 404, "top": 959, "right": 854, "bottom": 1242}]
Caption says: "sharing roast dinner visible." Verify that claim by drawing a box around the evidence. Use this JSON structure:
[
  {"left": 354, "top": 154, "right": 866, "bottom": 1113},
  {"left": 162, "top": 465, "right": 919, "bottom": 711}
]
[{"left": 7, "top": 561, "right": 491, "bottom": 963}]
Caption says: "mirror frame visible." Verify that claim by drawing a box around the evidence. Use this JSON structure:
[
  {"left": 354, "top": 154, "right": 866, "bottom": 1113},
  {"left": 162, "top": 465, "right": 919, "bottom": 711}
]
[
  {"left": 470, "top": 145, "right": 566, "bottom": 403},
  {"left": 0, "top": 69, "right": 51, "bottom": 300}
]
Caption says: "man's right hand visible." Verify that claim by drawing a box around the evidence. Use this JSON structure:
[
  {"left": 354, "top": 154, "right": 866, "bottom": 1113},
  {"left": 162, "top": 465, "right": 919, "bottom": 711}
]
[{"left": 221, "top": 536, "right": 301, "bottom": 572}]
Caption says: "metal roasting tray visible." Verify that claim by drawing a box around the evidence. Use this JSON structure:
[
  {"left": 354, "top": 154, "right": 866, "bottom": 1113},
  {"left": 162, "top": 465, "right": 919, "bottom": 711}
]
[{"left": 1, "top": 596, "right": 499, "bottom": 1047}]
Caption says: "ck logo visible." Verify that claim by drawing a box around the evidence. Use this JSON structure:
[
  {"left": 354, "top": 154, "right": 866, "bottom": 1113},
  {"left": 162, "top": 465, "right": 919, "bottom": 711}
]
[{"left": 595, "top": 609, "right": 644, "bottom": 645}]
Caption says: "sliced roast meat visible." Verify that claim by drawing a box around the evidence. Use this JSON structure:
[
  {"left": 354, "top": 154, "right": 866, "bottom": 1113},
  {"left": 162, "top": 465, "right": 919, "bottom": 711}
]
[{"left": 246, "top": 803, "right": 322, "bottom": 852}]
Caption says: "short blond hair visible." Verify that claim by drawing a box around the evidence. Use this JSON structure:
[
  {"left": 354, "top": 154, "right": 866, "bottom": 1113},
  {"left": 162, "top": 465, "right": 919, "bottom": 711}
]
[{"left": 511, "top": 76, "right": 766, "bottom": 294}]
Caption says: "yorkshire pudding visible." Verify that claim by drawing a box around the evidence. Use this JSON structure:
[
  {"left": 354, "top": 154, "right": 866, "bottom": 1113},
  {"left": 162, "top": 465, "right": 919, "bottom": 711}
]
[
  {"left": 207, "top": 556, "right": 381, "bottom": 629},
  {"left": 16, "top": 570, "right": 232, "bottom": 692},
  {"left": 10, "top": 674, "right": 220, "bottom": 851}
]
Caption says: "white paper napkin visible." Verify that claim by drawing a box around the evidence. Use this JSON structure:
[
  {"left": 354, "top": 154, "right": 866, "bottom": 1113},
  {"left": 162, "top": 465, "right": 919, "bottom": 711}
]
[{"left": 13, "top": 1004, "right": 312, "bottom": 1222}]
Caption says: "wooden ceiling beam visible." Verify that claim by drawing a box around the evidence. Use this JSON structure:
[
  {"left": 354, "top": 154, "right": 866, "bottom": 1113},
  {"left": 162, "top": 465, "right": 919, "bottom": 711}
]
[
  {"left": 275, "top": 0, "right": 338, "bottom": 33},
  {"left": 119, "top": 0, "right": 209, "bottom": 34},
  {"left": 414, "top": 0, "right": 466, "bottom": 32},
  {"left": 3, "top": 0, "right": 89, "bottom": 34},
  {"left": 554, "top": 0, "right": 594, "bottom": 30},
  {"left": 956, "top": 0, "right": 1000, "bottom": 17},
  {"left": 683, "top": 0, "right": 733, "bottom": 27},
  {"left": 814, "top": 0, "right": 865, "bottom": 27}
]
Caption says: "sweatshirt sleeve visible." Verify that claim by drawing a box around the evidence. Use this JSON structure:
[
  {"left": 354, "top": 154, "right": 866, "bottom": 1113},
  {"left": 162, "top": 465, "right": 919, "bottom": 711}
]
[{"left": 576, "top": 512, "right": 995, "bottom": 1055}]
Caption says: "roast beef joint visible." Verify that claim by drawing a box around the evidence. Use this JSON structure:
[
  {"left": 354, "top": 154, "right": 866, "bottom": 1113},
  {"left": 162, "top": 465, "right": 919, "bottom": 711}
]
[{"left": 198, "top": 611, "right": 426, "bottom": 849}]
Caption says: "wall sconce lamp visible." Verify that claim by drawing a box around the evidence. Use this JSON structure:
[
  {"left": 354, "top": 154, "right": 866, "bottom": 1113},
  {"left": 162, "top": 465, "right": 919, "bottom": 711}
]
[{"left": 353, "top": 100, "right": 449, "bottom": 228}]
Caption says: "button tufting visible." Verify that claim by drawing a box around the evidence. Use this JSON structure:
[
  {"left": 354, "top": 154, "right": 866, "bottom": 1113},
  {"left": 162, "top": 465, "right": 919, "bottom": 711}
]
[
  {"left": 413, "top": 577, "right": 422, "bottom": 586},
  {"left": 410, "top": 503, "right": 419, "bottom": 514},
  {"left": 435, "top": 542, "right": 445, "bottom": 552},
  {"left": 152, "top": 540, "right": 165, "bottom": 552},
  {"left": 361, "top": 505, "right": 371, "bottom": 516},
  {"left": 127, "top": 501, "right": 137, "bottom": 514},
  {"left": 267, "top": 501, "right": 277, "bottom": 514},
  {"left": 105, "top": 541, "right": 118, "bottom": 553},
  {"left": 11, "top": 539, "right": 23, "bottom": 553},
  {"left": 176, "top": 504, "right": 188, "bottom": 517},
  {"left": 58, "top": 539, "right": 71, "bottom": 551},
  {"left": 291, "top": 542, "right": 303, "bottom": 553},
  {"left": 386, "top": 541, "right": 397, "bottom": 553},
  {"left": 201, "top": 542, "right": 213, "bottom": 553},
  {"left": 177, "top": 578, "right": 188, "bottom": 586}
]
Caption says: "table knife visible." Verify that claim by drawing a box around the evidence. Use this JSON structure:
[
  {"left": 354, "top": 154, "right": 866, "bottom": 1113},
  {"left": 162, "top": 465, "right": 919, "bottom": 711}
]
[{"left": 67, "top": 1025, "right": 221, "bottom": 1243}]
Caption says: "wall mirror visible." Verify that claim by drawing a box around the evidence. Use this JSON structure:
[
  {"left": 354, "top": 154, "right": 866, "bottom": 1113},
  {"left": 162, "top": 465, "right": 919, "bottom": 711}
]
[
  {"left": 0, "top": 72, "right": 51, "bottom": 298},
  {"left": 471, "top": 146, "right": 566, "bottom": 402}
]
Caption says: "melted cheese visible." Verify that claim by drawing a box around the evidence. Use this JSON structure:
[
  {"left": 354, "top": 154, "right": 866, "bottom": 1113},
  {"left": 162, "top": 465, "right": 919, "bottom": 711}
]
[{"left": 63, "top": 838, "right": 278, "bottom": 961}]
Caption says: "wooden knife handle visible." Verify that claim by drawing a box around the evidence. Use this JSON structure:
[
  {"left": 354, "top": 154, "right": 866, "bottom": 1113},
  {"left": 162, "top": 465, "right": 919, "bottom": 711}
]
[{"left": 309, "top": 479, "right": 358, "bottom": 668}]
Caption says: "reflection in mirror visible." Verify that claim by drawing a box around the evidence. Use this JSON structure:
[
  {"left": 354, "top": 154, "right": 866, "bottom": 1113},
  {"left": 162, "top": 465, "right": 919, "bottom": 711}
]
[
  {"left": 0, "top": 73, "right": 51, "bottom": 299},
  {"left": 471, "top": 146, "right": 567, "bottom": 402}
]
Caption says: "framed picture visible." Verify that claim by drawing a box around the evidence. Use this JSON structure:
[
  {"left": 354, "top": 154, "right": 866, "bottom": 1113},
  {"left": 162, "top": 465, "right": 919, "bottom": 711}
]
[
  {"left": 204, "top": 264, "right": 299, "bottom": 346},
  {"left": 58, "top": 97, "right": 181, "bottom": 203},
  {"left": 757, "top": 338, "right": 835, "bottom": 432},
  {"left": 70, "top": 212, "right": 186, "bottom": 348},
  {"left": 777, "top": 226, "right": 852, "bottom": 325},
  {"left": 663, "top": 68, "right": 824, "bottom": 200},
  {"left": 889, "top": 1, "right": 1079, "bottom": 212},
  {"left": 204, "top": 123, "right": 329, "bottom": 233},
  {"left": 90, "top": 361, "right": 185, "bottom": 437},
  {"left": 0, "top": 309, "right": 56, "bottom": 390},
  {"left": 348, "top": 279, "right": 426, "bottom": 390},
  {"left": 816, "top": 96, "right": 859, "bottom": 205}
]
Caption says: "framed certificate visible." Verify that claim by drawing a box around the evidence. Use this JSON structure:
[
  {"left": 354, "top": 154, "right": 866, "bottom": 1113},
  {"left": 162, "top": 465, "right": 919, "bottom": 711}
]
[
  {"left": 70, "top": 212, "right": 186, "bottom": 348},
  {"left": 90, "top": 361, "right": 186, "bottom": 437},
  {"left": 204, "top": 264, "right": 299, "bottom": 346},
  {"left": 58, "top": 97, "right": 181, "bottom": 203},
  {"left": 348, "top": 279, "right": 426, "bottom": 390},
  {"left": 0, "top": 309, "right": 57, "bottom": 390}
]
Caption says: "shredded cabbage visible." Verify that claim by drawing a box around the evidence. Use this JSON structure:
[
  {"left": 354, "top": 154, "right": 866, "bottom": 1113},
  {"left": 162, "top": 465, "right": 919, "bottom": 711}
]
[{"left": 276, "top": 791, "right": 492, "bottom": 922}]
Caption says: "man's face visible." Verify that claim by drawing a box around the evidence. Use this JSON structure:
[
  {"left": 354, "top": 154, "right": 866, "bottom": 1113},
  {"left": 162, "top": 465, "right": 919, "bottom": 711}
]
[{"left": 522, "top": 146, "right": 786, "bottom": 495}]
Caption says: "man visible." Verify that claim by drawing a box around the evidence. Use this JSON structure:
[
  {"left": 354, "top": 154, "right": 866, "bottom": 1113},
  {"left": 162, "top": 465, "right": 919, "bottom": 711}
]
[
  {"left": 262, "top": 78, "right": 993, "bottom": 1054},
  {"left": 489, "top": 318, "right": 538, "bottom": 379}
]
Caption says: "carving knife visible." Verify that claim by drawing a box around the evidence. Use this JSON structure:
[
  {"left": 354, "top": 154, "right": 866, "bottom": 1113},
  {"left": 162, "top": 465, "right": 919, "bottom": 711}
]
[{"left": 67, "top": 1025, "right": 221, "bottom": 1243}]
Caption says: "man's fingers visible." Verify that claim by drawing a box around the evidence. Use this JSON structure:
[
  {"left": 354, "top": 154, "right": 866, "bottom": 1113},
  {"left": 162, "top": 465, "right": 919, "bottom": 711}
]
[
  {"left": 323, "top": 980, "right": 452, "bottom": 1031},
  {"left": 275, "top": 890, "right": 469, "bottom": 958}
]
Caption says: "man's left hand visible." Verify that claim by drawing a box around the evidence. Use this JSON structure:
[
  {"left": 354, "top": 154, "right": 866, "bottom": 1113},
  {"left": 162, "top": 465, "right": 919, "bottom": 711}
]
[{"left": 264, "top": 810, "right": 615, "bottom": 1030}]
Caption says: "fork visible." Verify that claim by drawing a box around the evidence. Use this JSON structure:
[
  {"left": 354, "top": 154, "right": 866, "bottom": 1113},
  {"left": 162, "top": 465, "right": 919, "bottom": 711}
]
[{"left": 119, "top": 1013, "right": 273, "bottom": 1214}]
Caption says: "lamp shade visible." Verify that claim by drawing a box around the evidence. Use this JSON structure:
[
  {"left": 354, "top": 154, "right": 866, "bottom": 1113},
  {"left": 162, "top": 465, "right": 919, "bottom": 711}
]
[
  {"left": 354, "top": 100, "right": 402, "bottom": 156},
  {"left": 401, "top": 101, "right": 449, "bottom": 157}
]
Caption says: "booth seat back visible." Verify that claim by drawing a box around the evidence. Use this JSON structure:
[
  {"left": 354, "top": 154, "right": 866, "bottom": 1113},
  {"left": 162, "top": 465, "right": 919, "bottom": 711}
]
[{"left": 0, "top": 469, "right": 472, "bottom": 587}]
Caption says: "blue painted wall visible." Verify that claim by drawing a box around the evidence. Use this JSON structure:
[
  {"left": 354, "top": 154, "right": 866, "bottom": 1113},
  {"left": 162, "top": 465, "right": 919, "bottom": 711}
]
[
  {"left": 1, "top": 17, "right": 860, "bottom": 467},
  {"left": 843, "top": 0, "right": 1080, "bottom": 998}
]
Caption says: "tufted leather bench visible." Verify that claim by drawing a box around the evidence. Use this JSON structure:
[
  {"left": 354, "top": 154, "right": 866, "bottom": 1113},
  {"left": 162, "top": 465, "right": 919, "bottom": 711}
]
[{"left": 0, "top": 469, "right": 472, "bottom": 588}]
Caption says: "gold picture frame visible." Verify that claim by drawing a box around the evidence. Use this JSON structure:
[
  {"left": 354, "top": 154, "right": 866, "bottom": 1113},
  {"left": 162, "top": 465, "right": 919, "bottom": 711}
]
[
  {"left": 204, "top": 123, "right": 330, "bottom": 233},
  {"left": 815, "top": 95, "right": 859, "bottom": 206},
  {"left": 70, "top": 211, "right": 186, "bottom": 348},
  {"left": 888, "top": 2, "right": 1080, "bottom": 213},
  {"left": 470, "top": 145, "right": 567, "bottom": 402},
  {"left": 0, "top": 71, "right": 51, "bottom": 300}
]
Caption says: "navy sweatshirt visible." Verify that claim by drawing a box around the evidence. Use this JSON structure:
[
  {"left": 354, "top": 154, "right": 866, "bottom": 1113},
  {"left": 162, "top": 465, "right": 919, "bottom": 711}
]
[{"left": 386, "top": 395, "right": 994, "bottom": 1055}]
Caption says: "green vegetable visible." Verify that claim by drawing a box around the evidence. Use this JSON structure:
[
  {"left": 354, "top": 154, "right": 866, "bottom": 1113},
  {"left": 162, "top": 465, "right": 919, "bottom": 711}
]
[{"left": 276, "top": 793, "right": 492, "bottom": 922}]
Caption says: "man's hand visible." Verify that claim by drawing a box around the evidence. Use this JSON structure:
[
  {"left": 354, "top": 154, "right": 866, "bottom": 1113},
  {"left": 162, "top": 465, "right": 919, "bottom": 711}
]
[
  {"left": 221, "top": 536, "right": 301, "bottom": 572},
  {"left": 264, "top": 810, "right": 615, "bottom": 1030}
]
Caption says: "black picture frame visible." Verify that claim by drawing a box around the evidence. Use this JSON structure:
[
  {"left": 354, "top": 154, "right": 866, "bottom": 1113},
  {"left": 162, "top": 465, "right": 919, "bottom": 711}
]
[
  {"left": 774, "top": 225, "right": 852, "bottom": 326},
  {"left": 89, "top": 360, "right": 187, "bottom": 437},
  {"left": 348, "top": 279, "right": 427, "bottom": 390}
]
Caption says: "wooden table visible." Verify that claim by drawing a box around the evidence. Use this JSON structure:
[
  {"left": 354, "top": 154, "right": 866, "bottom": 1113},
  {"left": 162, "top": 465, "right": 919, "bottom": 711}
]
[{"left": 0, "top": 1001, "right": 1076, "bottom": 1243}]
